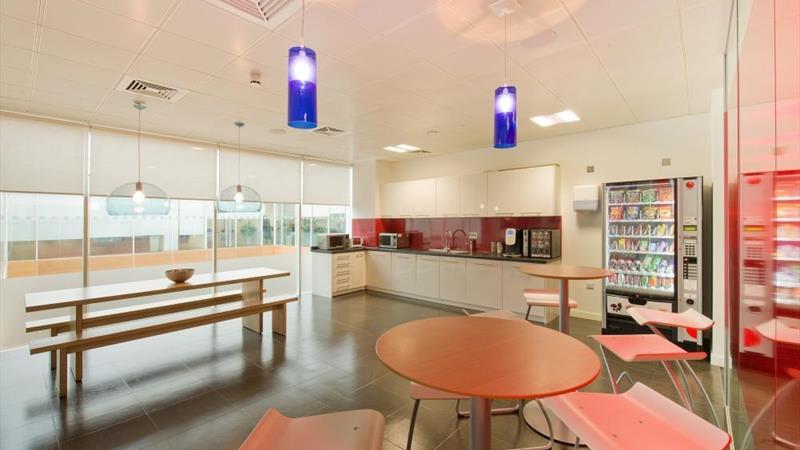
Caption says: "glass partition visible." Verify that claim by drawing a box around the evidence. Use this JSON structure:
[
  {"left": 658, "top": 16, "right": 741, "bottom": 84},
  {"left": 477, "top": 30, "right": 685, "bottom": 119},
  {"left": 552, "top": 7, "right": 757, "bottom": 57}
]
[{"left": 724, "top": 0, "right": 800, "bottom": 448}]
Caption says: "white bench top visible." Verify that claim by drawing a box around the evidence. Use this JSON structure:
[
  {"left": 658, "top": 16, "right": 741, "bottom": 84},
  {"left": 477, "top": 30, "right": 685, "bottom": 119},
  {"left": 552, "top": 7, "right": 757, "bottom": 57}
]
[{"left": 25, "top": 267, "right": 289, "bottom": 312}]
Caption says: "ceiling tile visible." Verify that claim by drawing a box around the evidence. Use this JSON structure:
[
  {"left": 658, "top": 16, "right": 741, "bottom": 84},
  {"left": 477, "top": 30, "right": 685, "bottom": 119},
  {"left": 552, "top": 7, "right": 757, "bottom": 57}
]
[
  {"left": 240, "top": 32, "right": 293, "bottom": 69},
  {"left": 338, "top": 37, "right": 424, "bottom": 84},
  {"left": 34, "top": 72, "right": 111, "bottom": 101},
  {"left": 39, "top": 28, "right": 137, "bottom": 72},
  {"left": 434, "top": 41, "right": 505, "bottom": 79},
  {"left": 27, "top": 101, "right": 97, "bottom": 121},
  {"left": 79, "top": 0, "right": 178, "bottom": 26},
  {"left": 215, "top": 57, "right": 285, "bottom": 94},
  {"left": 0, "top": 15, "right": 37, "bottom": 50},
  {"left": 606, "top": 49, "right": 686, "bottom": 99},
  {"left": 195, "top": 76, "right": 284, "bottom": 113},
  {"left": 128, "top": 56, "right": 212, "bottom": 91},
  {"left": 386, "top": 3, "right": 477, "bottom": 59},
  {"left": 319, "top": 0, "right": 439, "bottom": 34},
  {"left": 0, "top": 96, "right": 30, "bottom": 111},
  {"left": 0, "top": 44, "right": 33, "bottom": 71},
  {"left": 144, "top": 31, "right": 237, "bottom": 74},
  {"left": 36, "top": 53, "right": 123, "bottom": 87},
  {"left": 681, "top": 0, "right": 730, "bottom": 51},
  {"left": 521, "top": 44, "right": 604, "bottom": 87},
  {"left": 0, "top": 82, "right": 31, "bottom": 100},
  {"left": 590, "top": 15, "right": 682, "bottom": 66},
  {"left": 0, "top": 65, "right": 32, "bottom": 87},
  {"left": 564, "top": 0, "right": 677, "bottom": 37},
  {"left": 1, "top": 0, "right": 39, "bottom": 22},
  {"left": 44, "top": 0, "right": 155, "bottom": 52},
  {"left": 383, "top": 61, "right": 460, "bottom": 95},
  {"left": 162, "top": 0, "right": 267, "bottom": 55},
  {"left": 276, "top": 3, "right": 374, "bottom": 59},
  {"left": 625, "top": 88, "right": 690, "bottom": 122},
  {"left": 30, "top": 89, "right": 102, "bottom": 113}
]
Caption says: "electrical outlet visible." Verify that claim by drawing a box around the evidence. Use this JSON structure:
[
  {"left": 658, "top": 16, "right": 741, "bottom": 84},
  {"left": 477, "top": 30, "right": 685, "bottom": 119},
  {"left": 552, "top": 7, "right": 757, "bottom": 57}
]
[
  {"left": 586, "top": 165, "right": 595, "bottom": 173},
  {"left": 586, "top": 281, "right": 595, "bottom": 290},
  {"left": 468, "top": 231, "right": 478, "bottom": 239},
  {"left": 661, "top": 158, "right": 672, "bottom": 167}
]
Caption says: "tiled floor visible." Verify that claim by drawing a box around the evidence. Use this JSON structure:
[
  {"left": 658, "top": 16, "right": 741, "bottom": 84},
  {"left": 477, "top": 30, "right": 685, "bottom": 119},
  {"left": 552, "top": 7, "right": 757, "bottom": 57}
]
[{"left": 0, "top": 291, "right": 726, "bottom": 450}]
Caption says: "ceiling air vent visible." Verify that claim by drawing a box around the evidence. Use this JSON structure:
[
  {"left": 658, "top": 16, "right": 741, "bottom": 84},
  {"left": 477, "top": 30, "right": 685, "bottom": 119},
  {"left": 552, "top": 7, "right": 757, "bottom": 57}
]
[
  {"left": 312, "top": 126, "right": 348, "bottom": 137},
  {"left": 210, "top": 0, "right": 300, "bottom": 29},
  {"left": 116, "top": 76, "right": 189, "bottom": 103}
]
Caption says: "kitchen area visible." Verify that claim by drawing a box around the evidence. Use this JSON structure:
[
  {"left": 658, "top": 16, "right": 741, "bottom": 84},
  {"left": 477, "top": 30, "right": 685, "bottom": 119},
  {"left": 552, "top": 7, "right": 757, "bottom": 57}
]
[{"left": 312, "top": 164, "right": 565, "bottom": 324}]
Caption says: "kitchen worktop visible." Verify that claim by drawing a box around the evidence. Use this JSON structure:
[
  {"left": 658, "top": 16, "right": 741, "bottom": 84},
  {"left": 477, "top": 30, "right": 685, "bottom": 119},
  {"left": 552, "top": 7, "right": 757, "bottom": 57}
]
[
  {"left": 311, "top": 246, "right": 559, "bottom": 264},
  {"left": 309, "top": 247, "right": 367, "bottom": 254}
]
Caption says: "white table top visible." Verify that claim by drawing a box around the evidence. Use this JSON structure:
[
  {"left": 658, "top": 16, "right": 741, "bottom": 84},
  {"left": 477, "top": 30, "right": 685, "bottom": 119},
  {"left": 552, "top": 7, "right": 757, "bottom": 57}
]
[{"left": 25, "top": 268, "right": 289, "bottom": 312}]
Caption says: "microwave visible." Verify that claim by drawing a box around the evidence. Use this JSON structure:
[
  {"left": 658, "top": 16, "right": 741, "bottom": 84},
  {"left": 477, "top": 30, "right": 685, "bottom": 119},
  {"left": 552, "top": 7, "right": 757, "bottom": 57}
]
[
  {"left": 318, "top": 233, "right": 349, "bottom": 250},
  {"left": 379, "top": 233, "right": 410, "bottom": 249}
]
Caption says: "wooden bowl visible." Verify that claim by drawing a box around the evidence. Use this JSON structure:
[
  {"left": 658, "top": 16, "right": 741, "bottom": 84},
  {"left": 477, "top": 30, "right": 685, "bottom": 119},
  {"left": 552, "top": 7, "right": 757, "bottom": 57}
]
[{"left": 165, "top": 268, "right": 194, "bottom": 283}]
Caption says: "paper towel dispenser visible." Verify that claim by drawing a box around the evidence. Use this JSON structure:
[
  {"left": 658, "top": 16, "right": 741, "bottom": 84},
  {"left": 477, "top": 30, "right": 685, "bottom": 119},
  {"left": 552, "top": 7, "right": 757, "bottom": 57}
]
[{"left": 574, "top": 184, "right": 600, "bottom": 212}]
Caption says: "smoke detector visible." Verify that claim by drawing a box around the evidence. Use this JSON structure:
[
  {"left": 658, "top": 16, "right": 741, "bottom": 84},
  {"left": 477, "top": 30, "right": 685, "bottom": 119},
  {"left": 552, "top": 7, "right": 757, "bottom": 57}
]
[
  {"left": 209, "top": 0, "right": 301, "bottom": 29},
  {"left": 249, "top": 71, "right": 262, "bottom": 88},
  {"left": 116, "top": 76, "right": 189, "bottom": 103},
  {"left": 489, "top": 0, "right": 520, "bottom": 16}
]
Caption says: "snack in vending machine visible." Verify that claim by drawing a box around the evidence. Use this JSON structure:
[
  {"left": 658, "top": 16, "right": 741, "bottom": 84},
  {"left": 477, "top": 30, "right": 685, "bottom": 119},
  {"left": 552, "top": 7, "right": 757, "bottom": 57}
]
[
  {"left": 667, "top": 224, "right": 675, "bottom": 235},
  {"left": 625, "top": 205, "right": 640, "bottom": 220},
  {"left": 639, "top": 240, "right": 649, "bottom": 251},
  {"left": 658, "top": 258, "right": 668, "bottom": 274},
  {"left": 641, "top": 189, "right": 657, "bottom": 203},
  {"left": 609, "top": 206, "right": 624, "bottom": 220},
  {"left": 649, "top": 241, "right": 658, "bottom": 252},
  {"left": 635, "top": 224, "right": 644, "bottom": 235},
  {"left": 657, "top": 205, "right": 673, "bottom": 219},
  {"left": 644, "top": 224, "right": 653, "bottom": 235},
  {"left": 667, "top": 261, "right": 675, "bottom": 274},
  {"left": 609, "top": 190, "right": 625, "bottom": 204},
  {"left": 657, "top": 188, "right": 673, "bottom": 202},
  {"left": 624, "top": 189, "right": 642, "bottom": 203},
  {"left": 626, "top": 225, "right": 636, "bottom": 235},
  {"left": 656, "top": 223, "right": 666, "bottom": 235},
  {"left": 641, "top": 206, "right": 657, "bottom": 220},
  {"left": 649, "top": 276, "right": 658, "bottom": 288}
]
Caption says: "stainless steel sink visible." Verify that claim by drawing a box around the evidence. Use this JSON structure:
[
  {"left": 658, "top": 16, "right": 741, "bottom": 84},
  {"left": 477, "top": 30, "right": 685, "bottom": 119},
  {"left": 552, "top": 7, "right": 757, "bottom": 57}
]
[{"left": 428, "top": 248, "right": 469, "bottom": 254}]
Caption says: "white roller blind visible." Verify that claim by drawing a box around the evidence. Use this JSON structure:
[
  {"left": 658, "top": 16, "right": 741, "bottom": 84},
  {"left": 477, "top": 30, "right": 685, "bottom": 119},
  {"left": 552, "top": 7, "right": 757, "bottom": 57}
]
[
  {"left": 219, "top": 147, "right": 301, "bottom": 203},
  {"left": 303, "top": 162, "right": 351, "bottom": 205},
  {"left": 90, "top": 129, "right": 216, "bottom": 199},
  {"left": 0, "top": 115, "right": 86, "bottom": 194}
]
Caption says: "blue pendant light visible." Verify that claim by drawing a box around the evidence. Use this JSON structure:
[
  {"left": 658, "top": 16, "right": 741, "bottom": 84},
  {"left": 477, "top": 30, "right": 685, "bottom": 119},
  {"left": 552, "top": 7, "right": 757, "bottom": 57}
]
[
  {"left": 494, "top": 12, "right": 516, "bottom": 149},
  {"left": 288, "top": 0, "right": 317, "bottom": 129}
]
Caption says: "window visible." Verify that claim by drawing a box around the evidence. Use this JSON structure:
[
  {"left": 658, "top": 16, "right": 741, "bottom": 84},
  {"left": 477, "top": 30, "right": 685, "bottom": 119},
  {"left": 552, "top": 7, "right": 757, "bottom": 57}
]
[{"left": 301, "top": 204, "right": 351, "bottom": 247}]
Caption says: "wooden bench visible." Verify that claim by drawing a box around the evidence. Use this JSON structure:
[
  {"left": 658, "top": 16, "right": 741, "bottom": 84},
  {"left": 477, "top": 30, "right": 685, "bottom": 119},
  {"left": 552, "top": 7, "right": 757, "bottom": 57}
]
[{"left": 25, "top": 268, "right": 292, "bottom": 397}]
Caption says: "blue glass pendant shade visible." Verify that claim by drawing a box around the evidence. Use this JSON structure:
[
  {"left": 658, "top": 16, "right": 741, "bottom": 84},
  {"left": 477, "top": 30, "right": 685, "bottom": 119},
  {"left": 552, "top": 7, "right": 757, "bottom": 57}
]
[
  {"left": 494, "top": 85, "right": 517, "bottom": 149},
  {"left": 288, "top": 46, "right": 317, "bottom": 129}
]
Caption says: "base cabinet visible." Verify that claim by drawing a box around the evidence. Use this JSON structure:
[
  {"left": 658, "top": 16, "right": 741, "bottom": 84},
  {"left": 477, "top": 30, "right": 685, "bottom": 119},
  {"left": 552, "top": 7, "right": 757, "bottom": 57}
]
[
  {"left": 311, "top": 251, "right": 366, "bottom": 297},
  {"left": 465, "top": 260, "right": 502, "bottom": 308},
  {"left": 501, "top": 261, "right": 553, "bottom": 323},
  {"left": 415, "top": 255, "right": 440, "bottom": 298},
  {"left": 366, "top": 251, "right": 392, "bottom": 289},
  {"left": 391, "top": 253, "right": 416, "bottom": 292},
  {"left": 439, "top": 258, "right": 466, "bottom": 303}
]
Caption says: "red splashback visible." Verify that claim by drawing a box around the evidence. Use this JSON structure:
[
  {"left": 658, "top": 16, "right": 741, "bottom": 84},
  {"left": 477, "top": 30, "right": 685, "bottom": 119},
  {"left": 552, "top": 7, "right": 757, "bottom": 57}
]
[{"left": 352, "top": 216, "right": 561, "bottom": 252}]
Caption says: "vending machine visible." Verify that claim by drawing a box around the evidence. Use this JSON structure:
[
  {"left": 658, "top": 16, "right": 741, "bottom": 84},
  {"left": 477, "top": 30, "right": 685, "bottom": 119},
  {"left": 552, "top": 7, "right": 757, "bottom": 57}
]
[{"left": 602, "top": 177, "right": 710, "bottom": 351}]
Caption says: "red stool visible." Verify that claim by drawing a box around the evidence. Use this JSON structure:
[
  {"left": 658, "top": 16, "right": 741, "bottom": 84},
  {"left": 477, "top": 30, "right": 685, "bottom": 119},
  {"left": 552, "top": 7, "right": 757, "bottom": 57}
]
[
  {"left": 541, "top": 382, "right": 731, "bottom": 450},
  {"left": 523, "top": 288, "right": 577, "bottom": 322}
]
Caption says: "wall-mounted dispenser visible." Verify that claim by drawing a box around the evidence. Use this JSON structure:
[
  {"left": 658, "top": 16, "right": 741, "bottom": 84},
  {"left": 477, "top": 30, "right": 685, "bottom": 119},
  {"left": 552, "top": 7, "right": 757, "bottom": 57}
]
[{"left": 573, "top": 184, "right": 600, "bottom": 212}]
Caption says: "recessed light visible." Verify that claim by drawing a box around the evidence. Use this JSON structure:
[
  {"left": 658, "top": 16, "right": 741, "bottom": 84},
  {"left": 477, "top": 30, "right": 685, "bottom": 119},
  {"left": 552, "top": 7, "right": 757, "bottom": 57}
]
[
  {"left": 530, "top": 109, "right": 581, "bottom": 127},
  {"left": 269, "top": 128, "right": 287, "bottom": 135},
  {"left": 396, "top": 144, "right": 420, "bottom": 151},
  {"left": 385, "top": 143, "right": 426, "bottom": 153},
  {"left": 191, "top": 146, "right": 203, "bottom": 150},
  {"left": 384, "top": 146, "right": 407, "bottom": 153},
  {"left": 426, "top": 130, "right": 440, "bottom": 137}
]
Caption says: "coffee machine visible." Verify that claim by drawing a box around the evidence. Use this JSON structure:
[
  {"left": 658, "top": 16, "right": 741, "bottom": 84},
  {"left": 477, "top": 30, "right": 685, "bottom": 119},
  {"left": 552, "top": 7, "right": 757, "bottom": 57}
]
[{"left": 503, "top": 228, "right": 523, "bottom": 257}]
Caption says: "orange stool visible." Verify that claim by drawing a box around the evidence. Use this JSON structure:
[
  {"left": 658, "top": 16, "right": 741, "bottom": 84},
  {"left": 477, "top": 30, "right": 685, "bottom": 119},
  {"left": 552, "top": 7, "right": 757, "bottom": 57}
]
[{"left": 523, "top": 288, "right": 577, "bottom": 322}]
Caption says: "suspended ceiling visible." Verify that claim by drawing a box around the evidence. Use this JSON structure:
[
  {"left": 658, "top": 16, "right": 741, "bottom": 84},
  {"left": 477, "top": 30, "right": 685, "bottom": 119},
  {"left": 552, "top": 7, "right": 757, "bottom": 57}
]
[{"left": 0, "top": 0, "right": 732, "bottom": 162}]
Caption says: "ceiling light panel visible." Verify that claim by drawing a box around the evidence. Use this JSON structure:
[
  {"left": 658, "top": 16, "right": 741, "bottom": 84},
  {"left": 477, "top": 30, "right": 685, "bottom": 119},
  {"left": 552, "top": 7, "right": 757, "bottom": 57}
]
[{"left": 530, "top": 109, "right": 581, "bottom": 127}]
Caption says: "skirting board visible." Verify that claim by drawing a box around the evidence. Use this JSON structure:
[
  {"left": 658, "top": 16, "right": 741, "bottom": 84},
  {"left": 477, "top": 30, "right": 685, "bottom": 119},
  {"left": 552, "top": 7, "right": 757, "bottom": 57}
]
[{"left": 571, "top": 309, "right": 602, "bottom": 321}]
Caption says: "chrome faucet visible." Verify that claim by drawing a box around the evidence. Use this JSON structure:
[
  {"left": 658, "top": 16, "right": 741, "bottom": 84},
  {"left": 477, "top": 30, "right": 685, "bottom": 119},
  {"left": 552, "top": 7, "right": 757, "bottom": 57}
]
[
  {"left": 444, "top": 230, "right": 453, "bottom": 251},
  {"left": 451, "top": 229, "right": 468, "bottom": 252}
]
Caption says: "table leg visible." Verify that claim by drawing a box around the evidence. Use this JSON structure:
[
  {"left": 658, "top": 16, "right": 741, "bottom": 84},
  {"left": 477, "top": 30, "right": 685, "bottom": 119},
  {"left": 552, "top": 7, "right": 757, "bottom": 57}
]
[
  {"left": 242, "top": 280, "right": 263, "bottom": 334},
  {"left": 470, "top": 397, "right": 491, "bottom": 450},
  {"left": 524, "top": 401, "right": 582, "bottom": 446},
  {"left": 559, "top": 279, "right": 570, "bottom": 334}
]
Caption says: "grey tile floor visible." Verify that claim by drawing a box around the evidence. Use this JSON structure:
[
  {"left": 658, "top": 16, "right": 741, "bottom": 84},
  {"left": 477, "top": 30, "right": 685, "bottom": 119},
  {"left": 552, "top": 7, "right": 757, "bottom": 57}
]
[{"left": 0, "top": 291, "right": 727, "bottom": 450}]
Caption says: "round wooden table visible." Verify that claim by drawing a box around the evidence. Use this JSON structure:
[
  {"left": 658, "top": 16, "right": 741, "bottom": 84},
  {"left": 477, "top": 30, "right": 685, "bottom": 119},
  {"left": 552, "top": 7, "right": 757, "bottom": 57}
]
[
  {"left": 518, "top": 264, "right": 612, "bottom": 445},
  {"left": 375, "top": 316, "right": 600, "bottom": 450}
]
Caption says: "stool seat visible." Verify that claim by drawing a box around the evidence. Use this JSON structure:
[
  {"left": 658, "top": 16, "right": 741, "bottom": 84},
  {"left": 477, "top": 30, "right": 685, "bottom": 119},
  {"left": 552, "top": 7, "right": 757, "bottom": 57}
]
[
  {"left": 410, "top": 381, "right": 466, "bottom": 400},
  {"left": 541, "top": 383, "right": 731, "bottom": 450},
  {"left": 627, "top": 307, "right": 713, "bottom": 331},
  {"left": 524, "top": 288, "right": 578, "bottom": 308},
  {"left": 240, "top": 408, "right": 384, "bottom": 450},
  {"left": 591, "top": 334, "right": 707, "bottom": 362}
]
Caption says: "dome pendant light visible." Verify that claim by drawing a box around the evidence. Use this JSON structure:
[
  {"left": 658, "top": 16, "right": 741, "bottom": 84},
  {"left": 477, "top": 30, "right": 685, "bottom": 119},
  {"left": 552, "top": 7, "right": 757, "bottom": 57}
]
[
  {"left": 287, "top": 0, "right": 317, "bottom": 129},
  {"left": 106, "top": 101, "right": 170, "bottom": 215},
  {"left": 494, "top": 11, "right": 516, "bottom": 149},
  {"left": 217, "top": 122, "right": 262, "bottom": 213}
]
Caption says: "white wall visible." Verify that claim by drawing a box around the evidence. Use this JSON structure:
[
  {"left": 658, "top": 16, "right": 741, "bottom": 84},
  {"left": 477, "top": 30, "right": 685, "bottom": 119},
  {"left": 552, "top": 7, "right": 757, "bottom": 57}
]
[{"left": 368, "top": 113, "right": 714, "bottom": 324}]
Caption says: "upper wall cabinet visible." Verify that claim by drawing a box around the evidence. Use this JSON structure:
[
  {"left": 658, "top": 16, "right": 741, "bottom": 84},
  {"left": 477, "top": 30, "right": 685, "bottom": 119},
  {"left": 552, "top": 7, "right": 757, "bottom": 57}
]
[
  {"left": 412, "top": 178, "right": 437, "bottom": 217},
  {"left": 488, "top": 165, "right": 560, "bottom": 216},
  {"left": 460, "top": 173, "right": 488, "bottom": 216},
  {"left": 381, "top": 182, "right": 412, "bottom": 217},
  {"left": 435, "top": 176, "right": 460, "bottom": 217}
]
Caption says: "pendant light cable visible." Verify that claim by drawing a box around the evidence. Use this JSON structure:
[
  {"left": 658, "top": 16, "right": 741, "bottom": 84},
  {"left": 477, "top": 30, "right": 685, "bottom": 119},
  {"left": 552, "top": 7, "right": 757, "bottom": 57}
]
[
  {"left": 300, "top": 0, "right": 305, "bottom": 46},
  {"left": 504, "top": 11, "right": 508, "bottom": 85},
  {"left": 235, "top": 122, "right": 244, "bottom": 186},
  {"left": 135, "top": 102, "right": 142, "bottom": 183}
]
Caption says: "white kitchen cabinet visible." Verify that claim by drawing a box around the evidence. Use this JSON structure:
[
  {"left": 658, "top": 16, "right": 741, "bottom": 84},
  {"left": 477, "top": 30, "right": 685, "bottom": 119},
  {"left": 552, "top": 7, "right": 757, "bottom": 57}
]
[
  {"left": 439, "top": 257, "right": 466, "bottom": 303},
  {"left": 311, "top": 251, "right": 366, "bottom": 297},
  {"left": 487, "top": 170, "right": 519, "bottom": 216},
  {"left": 460, "top": 173, "right": 488, "bottom": 216},
  {"left": 465, "top": 259, "right": 502, "bottom": 308},
  {"left": 501, "top": 261, "right": 553, "bottom": 323},
  {"left": 350, "top": 251, "right": 366, "bottom": 289},
  {"left": 366, "top": 251, "right": 392, "bottom": 289},
  {"left": 412, "top": 178, "right": 437, "bottom": 217},
  {"left": 415, "top": 255, "right": 440, "bottom": 298},
  {"left": 381, "top": 181, "right": 413, "bottom": 217},
  {"left": 435, "top": 176, "right": 461, "bottom": 217},
  {"left": 517, "top": 166, "right": 559, "bottom": 216},
  {"left": 391, "top": 253, "right": 416, "bottom": 293}
]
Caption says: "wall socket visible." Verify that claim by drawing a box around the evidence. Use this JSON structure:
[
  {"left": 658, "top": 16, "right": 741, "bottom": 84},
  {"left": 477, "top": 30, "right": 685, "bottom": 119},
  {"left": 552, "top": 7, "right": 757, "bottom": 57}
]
[
  {"left": 661, "top": 157, "right": 672, "bottom": 167},
  {"left": 585, "top": 281, "right": 595, "bottom": 290},
  {"left": 468, "top": 231, "right": 478, "bottom": 239}
]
